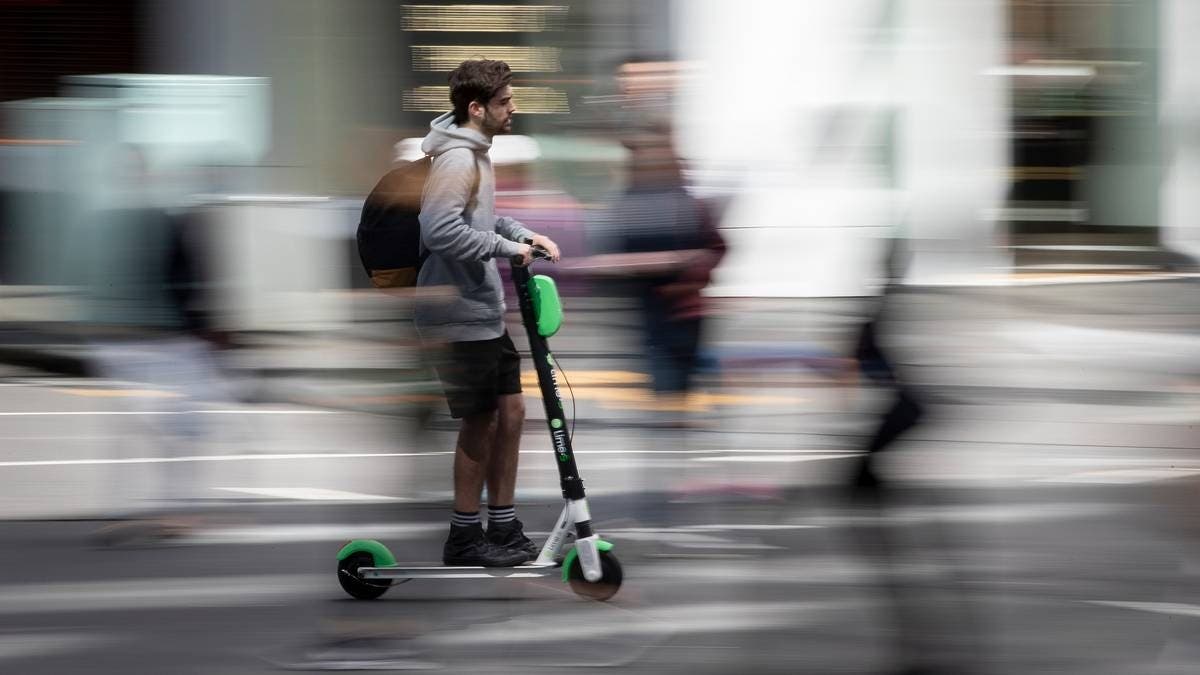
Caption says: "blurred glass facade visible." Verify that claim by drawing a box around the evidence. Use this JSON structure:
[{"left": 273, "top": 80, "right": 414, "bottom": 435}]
[{"left": 2, "top": 0, "right": 1192, "bottom": 296}]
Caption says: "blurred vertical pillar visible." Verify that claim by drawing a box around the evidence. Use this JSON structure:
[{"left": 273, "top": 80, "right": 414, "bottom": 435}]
[
  {"left": 1160, "top": 0, "right": 1200, "bottom": 261},
  {"left": 143, "top": 0, "right": 406, "bottom": 195},
  {"left": 896, "top": 0, "right": 1010, "bottom": 284},
  {"left": 676, "top": 0, "right": 1010, "bottom": 296}
]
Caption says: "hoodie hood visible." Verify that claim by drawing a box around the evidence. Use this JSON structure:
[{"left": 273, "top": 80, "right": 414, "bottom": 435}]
[{"left": 420, "top": 112, "right": 491, "bottom": 157}]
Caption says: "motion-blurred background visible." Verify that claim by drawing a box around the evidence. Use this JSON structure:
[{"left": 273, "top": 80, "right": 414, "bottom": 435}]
[{"left": 1, "top": 1, "right": 1199, "bottom": 673}]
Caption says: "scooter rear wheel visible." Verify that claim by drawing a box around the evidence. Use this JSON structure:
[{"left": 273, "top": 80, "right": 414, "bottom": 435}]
[
  {"left": 567, "top": 550, "right": 623, "bottom": 601},
  {"left": 337, "top": 552, "right": 392, "bottom": 600}
]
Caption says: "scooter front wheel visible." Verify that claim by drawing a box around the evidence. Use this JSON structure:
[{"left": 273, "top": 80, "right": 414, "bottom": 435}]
[
  {"left": 567, "top": 550, "right": 623, "bottom": 601},
  {"left": 337, "top": 552, "right": 392, "bottom": 600}
]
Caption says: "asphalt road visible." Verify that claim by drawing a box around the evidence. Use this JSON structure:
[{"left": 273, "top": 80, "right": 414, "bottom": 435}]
[{"left": 0, "top": 279, "right": 1198, "bottom": 673}]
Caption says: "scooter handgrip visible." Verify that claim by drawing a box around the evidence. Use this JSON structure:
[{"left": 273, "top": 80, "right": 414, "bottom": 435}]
[{"left": 512, "top": 245, "right": 552, "bottom": 266}]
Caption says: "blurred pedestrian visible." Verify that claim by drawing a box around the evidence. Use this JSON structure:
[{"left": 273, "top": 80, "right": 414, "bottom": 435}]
[
  {"left": 843, "top": 235, "right": 984, "bottom": 675},
  {"left": 577, "top": 57, "right": 725, "bottom": 420},
  {"left": 83, "top": 144, "right": 231, "bottom": 544}
]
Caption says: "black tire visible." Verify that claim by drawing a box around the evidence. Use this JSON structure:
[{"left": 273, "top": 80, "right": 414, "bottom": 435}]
[
  {"left": 337, "top": 552, "right": 391, "bottom": 600},
  {"left": 567, "top": 550, "right": 623, "bottom": 601}
]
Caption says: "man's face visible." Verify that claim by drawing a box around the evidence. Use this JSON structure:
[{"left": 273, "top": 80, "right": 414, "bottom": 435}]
[{"left": 481, "top": 85, "right": 515, "bottom": 135}]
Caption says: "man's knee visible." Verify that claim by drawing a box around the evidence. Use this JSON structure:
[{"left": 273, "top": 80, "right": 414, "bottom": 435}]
[
  {"left": 498, "top": 394, "right": 525, "bottom": 431},
  {"left": 459, "top": 410, "right": 497, "bottom": 460}
]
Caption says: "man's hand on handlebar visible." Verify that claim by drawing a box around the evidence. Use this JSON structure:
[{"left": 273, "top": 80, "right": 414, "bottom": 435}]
[
  {"left": 513, "top": 234, "right": 561, "bottom": 267},
  {"left": 529, "top": 234, "right": 561, "bottom": 262}
]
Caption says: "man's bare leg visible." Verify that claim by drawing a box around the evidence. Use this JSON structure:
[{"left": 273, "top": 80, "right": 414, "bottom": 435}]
[
  {"left": 482, "top": 393, "right": 537, "bottom": 557},
  {"left": 486, "top": 393, "right": 525, "bottom": 507},
  {"left": 453, "top": 409, "right": 497, "bottom": 514},
  {"left": 443, "top": 407, "right": 527, "bottom": 566}
]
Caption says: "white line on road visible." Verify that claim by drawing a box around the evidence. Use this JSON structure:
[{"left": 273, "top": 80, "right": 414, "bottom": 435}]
[
  {"left": 0, "top": 451, "right": 452, "bottom": 468},
  {"left": 0, "top": 632, "right": 116, "bottom": 661},
  {"left": 213, "top": 487, "right": 408, "bottom": 502},
  {"left": 0, "top": 575, "right": 324, "bottom": 614},
  {"left": 1038, "top": 468, "right": 1200, "bottom": 484},
  {"left": 0, "top": 409, "right": 335, "bottom": 417},
  {"left": 422, "top": 599, "right": 863, "bottom": 645},
  {"left": 183, "top": 522, "right": 444, "bottom": 546},
  {"left": 157, "top": 522, "right": 807, "bottom": 547},
  {"left": 683, "top": 524, "right": 822, "bottom": 531},
  {"left": 105, "top": 504, "right": 1103, "bottom": 549},
  {"left": 692, "top": 454, "right": 854, "bottom": 463},
  {"left": 1085, "top": 600, "right": 1200, "bottom": 618},
  {"left": 0, "top": 448, "right": 850, "bottom": 468}
]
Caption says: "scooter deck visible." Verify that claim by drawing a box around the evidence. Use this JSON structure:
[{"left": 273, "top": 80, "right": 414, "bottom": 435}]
[{"left": 360, "top": 562, "right": 560, "bottom": 580}]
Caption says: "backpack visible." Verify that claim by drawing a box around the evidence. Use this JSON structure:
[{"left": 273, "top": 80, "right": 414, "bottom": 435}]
[
  {"left": 356, "top": 154, "right": 482, "bottom": 289},
  {"left": 356, "top": 156, "right": 432, "bottom": 289}
]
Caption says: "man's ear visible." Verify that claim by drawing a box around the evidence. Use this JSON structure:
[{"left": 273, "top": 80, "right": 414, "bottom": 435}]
[{"left": 467, "top": 100, "right": 484, "bottom": 121}]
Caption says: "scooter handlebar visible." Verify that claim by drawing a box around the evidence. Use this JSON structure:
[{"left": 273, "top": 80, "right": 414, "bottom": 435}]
[{"left": 510, "top": 244, "right": 553, "bottom": 267}]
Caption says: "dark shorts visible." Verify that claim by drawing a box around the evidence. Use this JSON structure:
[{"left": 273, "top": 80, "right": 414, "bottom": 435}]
[{"left": 432, "top": 332, "right": 523, "bottom": 419}]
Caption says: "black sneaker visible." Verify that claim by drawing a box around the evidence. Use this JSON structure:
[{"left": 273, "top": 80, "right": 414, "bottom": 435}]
[
  {"left": 442, "top": 523, "right": 529, "bottom": 567},
  {"left": 486, "top": 518, "right": 540, "bottom": 559}
]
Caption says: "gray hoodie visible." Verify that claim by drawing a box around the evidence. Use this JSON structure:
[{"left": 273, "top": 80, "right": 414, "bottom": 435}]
[{"left": 416, "top": 112, "right": 533, "bottom": 342}]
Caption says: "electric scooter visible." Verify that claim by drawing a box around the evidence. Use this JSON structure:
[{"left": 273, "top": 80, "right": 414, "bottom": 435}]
[{"left": 335, "top": 248, "right": 623, "bottom": 601}]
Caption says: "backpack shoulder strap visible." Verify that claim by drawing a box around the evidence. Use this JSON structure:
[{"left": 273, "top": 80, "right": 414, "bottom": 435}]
[
  {"left": 426, "top": 151, "right": 481, "bottom": 202},
  {"left": 469, "top": 152, "right": 482, "bottom": 205}
]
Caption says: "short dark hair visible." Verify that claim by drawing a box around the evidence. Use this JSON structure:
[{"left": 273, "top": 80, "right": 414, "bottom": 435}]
[{"left": 448, "top": 59, "right": 513, "bottom": 125}]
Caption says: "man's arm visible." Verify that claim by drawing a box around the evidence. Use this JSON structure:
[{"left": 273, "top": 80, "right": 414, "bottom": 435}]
[
  {"left": 494, "top": 215, "right": 533, "bottom": 245},
  {"left": 496, "top": 215, "right": 561, "bottom": 262},
  {"left": 420, "top": 149, "right": 524, "bottom": 261}
]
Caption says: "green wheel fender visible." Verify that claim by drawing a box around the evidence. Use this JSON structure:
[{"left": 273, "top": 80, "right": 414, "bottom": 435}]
[
  {"left": 561, "top": 539, "right": 614, "bottom": 582},
  {"left": 336, "top": 539, "right": 397, "bottom": 567}
]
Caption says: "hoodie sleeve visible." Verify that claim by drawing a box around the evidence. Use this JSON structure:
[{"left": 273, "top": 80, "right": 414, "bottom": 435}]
[
  {"left": 495, "top": 215, "right": 533, "bottom": 244},
  {"left": 420, "top": 148, "right": 524, "bottom": 261}
]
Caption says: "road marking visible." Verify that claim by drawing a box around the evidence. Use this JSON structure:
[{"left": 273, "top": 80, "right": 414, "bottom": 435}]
[
  {"left": 1, "top": 378, "right": 137, "bottom": 387},
  {"left": 1085, "top": 600, "right": 1200, "bottom": 618},
  {"left": 183, "top": 522, "right": 443, "bottom": 545},
  {"left": 213, "top": 487, "right": 408, "bottom": 502},
  {"left": 555, "top": 386, "right": 804, "bottom": 411},
  {"left": 172, "top": 521, "right": 803, "bottom": 547},
  {"left": 1038, "top": 468, "right": 1200, "bottom": 484},
  {"left": 692, "top": 453, "right": 853, "bottom": 463},
  {"left": 54, "top": 388, "right": 182, "bottom": 398},
  {"left": 797, "top": 502, "right": 1123, "bottom": 527},
  {"left": 0, "top": 632, "right": 115, "bottom": 661},
  {"left": 0, "top": 447, "right": 846, "bottom": 468},
  {"left": 683, "top": 524, "right": 821, "bottom": 531},
  {"left": 518, "top": 370, "right": 807, "bottom": 410},
  {"left": 423, "top": 599, "right": 864, "bottom": 645},
  {"left": 0, "top": 409, "right": 334, "bottom": 417},
  {"left": 0, "top": 575, "right": 324, "bottom": 614},
  {"left": 520, "top": 370, "right": 649, "bottom": 386},
  {"left": 0, "top": 451, "right": 452, "bottom": 468}
]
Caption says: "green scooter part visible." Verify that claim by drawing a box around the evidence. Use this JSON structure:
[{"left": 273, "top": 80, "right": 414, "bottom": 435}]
[
  {"left": 337, "top": 539, "right": 397, "bottom": 567},
  {"left": 529, "top": 274, "right": 563, "bottom": 338},
  {"left": 561, "top": 539, "right": 614, "bottom": 582}
]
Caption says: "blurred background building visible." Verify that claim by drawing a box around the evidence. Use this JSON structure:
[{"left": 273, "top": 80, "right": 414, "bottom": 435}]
[{"left": 2, "top": 0, "right": 1194, "bottom": 319}]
